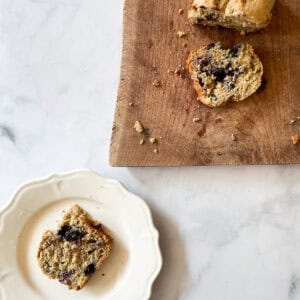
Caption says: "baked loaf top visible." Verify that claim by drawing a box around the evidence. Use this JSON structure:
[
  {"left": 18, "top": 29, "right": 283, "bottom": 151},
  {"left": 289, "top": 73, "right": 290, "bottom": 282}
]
[
  {"left": 37, "top": 205, "right": 113, "bottom": 290},
  {"left": 189, "top": 0, "right": 276, "bottom": 32},
  {"left": 187, "top": 42, "right": 263, "bottom": 107}
]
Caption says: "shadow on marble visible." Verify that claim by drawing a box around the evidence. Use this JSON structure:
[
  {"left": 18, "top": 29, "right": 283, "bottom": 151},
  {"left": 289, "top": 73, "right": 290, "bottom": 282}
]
[{"left": 149, "top": 207, "right": 188, "bottom": 300}]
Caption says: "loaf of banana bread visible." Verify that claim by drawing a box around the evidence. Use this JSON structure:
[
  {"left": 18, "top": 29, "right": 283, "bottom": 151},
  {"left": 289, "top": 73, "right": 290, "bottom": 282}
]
[{"left": 189, "top": 0, "right": 276, "bottom": 32}]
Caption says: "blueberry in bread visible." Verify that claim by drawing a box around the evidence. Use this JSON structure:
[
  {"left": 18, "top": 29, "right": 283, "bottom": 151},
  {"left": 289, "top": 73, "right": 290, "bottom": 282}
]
[
  {"left": 37, "top": 205, "right": 112, "bottom": 290},
  {"left": 187, "top": 43, "right": 263, "bottom": 107},
  {"left": 189, "top": 0, "right": 276, "bottom": 32}
]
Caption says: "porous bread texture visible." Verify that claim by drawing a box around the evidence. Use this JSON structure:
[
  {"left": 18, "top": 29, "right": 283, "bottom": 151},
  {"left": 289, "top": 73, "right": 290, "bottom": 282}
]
[
  {"left": 37, "top": 205, "right": 112, "bottom": 290},
  {"left": 189, "top": 0, "right": 276, "bottom": 32},
  {"left": 187, "top": 42, "right": 263, "bottom": 107}
]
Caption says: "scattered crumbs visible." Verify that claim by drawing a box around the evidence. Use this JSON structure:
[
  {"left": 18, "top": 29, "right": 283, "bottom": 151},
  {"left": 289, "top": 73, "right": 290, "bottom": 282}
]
[
  {"left": 291, "top": 134, "right": 299, "bottom": 145},
  {"left": 153, "top": 149, "right": 159, "bottom": 154},
  {"left": 159, "top": 136, "right": 164, "bottom": 139},
  {"left": 215, "top": 117, "right": 223, "bottom": 124},
  {"left": 149, "top": 137, "right": 157, "bottom": 144},
  {"left": 174, "top": 65, "right": 185, "bottom": 77},
  {"left": 147, "top": 39, "right": 153, "bottom": 49},
  {"left": 129, "top": 102, "right": 134, "bottom": 107},
  {"left": 174, "top": 68, "right": 181, "bottom": 75},
  {"left": 152, "top": 79, "right": 161, "bottom": 87},
  {"left": 139, "top": 139, "right": 145, "bottom": 145},
  {"left": 192, "top": 117, "right": 201, "bottom": 123},
  {"left": 288, "top": 117, "right": 300, "bottom": 125},
  {"left": 167, "top": 69, "right": 173, "bottom": 74},
  {"left": 231, "top": 134, "right": 237, "bottom": 141},
  {"left": 178, "top": 8, "right": 184, "bottom": 15},
  {"left": 289, "top": 119, "right": 296, "bottom": 125},
  {"left": 134, "top": 121, "right": 144, "bottom": 133},
  {"left": 176, "top": 31, "right": 187, "bottom": 38},
  {"left": 197, "top": 124, "right": 206, "bottom": 137},
  {"left": 182, "top": 42, "right": 187, "bottom": 48}
]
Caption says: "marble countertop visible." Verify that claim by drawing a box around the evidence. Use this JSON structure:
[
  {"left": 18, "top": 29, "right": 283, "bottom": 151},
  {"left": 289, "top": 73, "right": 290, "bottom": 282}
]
[{"left": 1, "top": 1, "right": 300, "bottom": 299}]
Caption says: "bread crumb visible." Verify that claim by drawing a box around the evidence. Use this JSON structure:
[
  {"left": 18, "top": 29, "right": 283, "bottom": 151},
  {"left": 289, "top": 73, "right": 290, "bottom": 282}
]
[
  {"left": 134, "top": 121, "right": 144, "bottom": 133},
  {"left": 153, "top": 149, "right": 159, "bottom": 154},
  {"left": 291, "top": 134, "right": 299, "bottom": 145},
  {"left": 149, "top": 137, "right": 157, "bottom": 144},
  {"left": 176, "top": 31, "right": 187, "bottom": 38},
  {"left": 182, "top": 42, "right": 187, "bottom": 48},
  {"left": 193, "top": 117, "right": 201, "bottom": 123},
  {"left": 289, "top": 119, "right": 296, "bottom": 125},
  {"left": 152, "top": 79, "right": 161, "bottom": 87},
  {"left": 178, "top": 8, "right": 184, "bottom": 15},
  {"left": 129, "top": 102, "right": 134, "bottom": 107},
  {"left": 139, "top": 139, "right": 145, "bottom": 145},
  {"left": 159, "top": 136, "right": 163, "bottom": 139},
  {"left": 197, "top": 124, "right": 206, "bottom": 137},
  {"left": 231, "top": 134, "right": 237, "bottom": 141},
  {"left": 174, "top": 69, "right": 181, "bottom": 75}
]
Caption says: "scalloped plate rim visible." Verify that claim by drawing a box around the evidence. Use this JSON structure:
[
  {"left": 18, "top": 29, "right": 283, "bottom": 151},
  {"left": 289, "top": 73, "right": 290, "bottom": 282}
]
[{"left": 0, "top": 169, "right": 162, "bottom": 300}]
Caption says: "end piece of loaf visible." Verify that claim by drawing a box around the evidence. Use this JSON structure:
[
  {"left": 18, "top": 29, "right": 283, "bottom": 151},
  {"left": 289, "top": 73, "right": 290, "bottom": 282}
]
[
  {"left": 37, "top": 205, "right": 113, "bottom": 290},
  {"left": 187, "top": 42, "right": 263, "bottom": 107},
  {"left": 189, "top": 0, "right": 276, "bottom": 32}
]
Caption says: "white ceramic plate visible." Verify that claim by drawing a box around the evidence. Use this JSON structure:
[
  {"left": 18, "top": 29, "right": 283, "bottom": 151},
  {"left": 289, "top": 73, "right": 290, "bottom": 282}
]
[{"left": 0, "top": 170, "right": 162, "bottom": 300}]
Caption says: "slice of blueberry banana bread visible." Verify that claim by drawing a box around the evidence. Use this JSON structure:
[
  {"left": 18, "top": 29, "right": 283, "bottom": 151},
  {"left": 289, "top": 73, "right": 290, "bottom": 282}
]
[
  {"left": 37, "top": 205, "right": 113, "bottom": 290},
  {"left": 189, "top": 0, "right": 276, "bottom": 32},
  {"left": 187, "top": 42, "right": 263, "bottom": 107}
]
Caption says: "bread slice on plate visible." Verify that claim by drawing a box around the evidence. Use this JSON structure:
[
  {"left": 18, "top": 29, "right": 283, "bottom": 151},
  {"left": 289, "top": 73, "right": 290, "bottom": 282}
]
[
  {"left": 37, "top": 205, "right": 113, "bottom": 290},
  {"left": 187, "top": 42, "right": 263, "bottom": 108},
  {"left": 189, "top": 0, "right": 276, "bottom": 33}
]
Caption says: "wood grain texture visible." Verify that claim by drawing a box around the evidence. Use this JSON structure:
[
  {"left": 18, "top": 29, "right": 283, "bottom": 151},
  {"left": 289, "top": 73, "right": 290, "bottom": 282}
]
[{"left": 110, "top": 0, "right": 300, "bottom": 166}]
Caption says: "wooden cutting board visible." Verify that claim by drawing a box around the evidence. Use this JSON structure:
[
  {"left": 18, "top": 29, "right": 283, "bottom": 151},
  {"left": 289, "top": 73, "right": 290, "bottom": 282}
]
[{"left": 110, "top": 0, "right": 300, "bottom": 166}]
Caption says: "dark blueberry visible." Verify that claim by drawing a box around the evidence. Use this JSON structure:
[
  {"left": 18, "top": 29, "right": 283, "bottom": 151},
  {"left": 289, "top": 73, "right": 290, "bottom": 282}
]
[
  {"left": 88, "top": 239, "right": 97, "bottom": 243},
  {"left": 210, "top": 67, "right": 227, "bottom": 82},
  {"left": 57, "top": 225, "right": 71, "bottom": 238},
  {"left": 194, "top": 55, "right": 211, "bottom": 72},
  {"left": 84, "top": 263, "right": 96, "bottom": 276},
  {"left": 58, "top": 225, "right": 84, "bottom": 242},
  {"left": 228, "top": 44, "right": 242, "bottom": 58},
  {"left": 198, "top": 77, "right": 204, "bottom": 87},
  {"left": 64, "top": 228, "right": 84, "bottom": 242},
  {"left": 227, "top": 81, "right": 235, "bottom": 90},
  {"left": 59, "top": 270, "right": 74, "bottom": 285},
  {"left": 205, "top": 12, "right": 218, "bottom": 21},
  {"left": 206, "top": 43, "right": 215, "bottom": 50},
  {"left": 226, "top": 68, "right": 235, "bottom": 77}
]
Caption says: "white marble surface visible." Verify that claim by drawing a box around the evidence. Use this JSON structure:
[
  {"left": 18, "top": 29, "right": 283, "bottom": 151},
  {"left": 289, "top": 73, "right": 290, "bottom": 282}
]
[{"left": 1, "top": 1, "right": 300, "bottom": 299}]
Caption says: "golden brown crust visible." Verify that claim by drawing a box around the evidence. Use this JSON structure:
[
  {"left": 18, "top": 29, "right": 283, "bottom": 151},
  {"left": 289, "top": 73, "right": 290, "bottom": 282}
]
[
  {"left": 187, "top": 50, "right": 214, "bottom": 108},
  {"left": 189, "top": 0, "right": 276, "bottom": 32}
]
